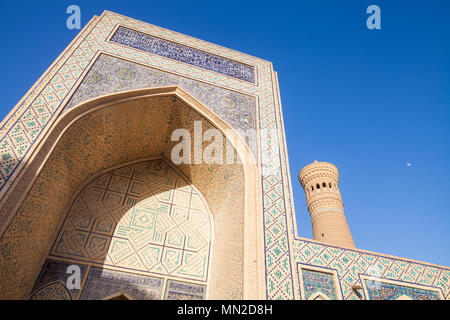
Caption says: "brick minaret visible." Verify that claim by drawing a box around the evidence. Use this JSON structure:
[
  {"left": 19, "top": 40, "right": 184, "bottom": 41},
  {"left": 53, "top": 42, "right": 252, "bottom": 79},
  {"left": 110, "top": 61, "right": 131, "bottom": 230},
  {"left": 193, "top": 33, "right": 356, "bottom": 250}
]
[{"left": 298, "top": 161, "right": 355, "bottom": 248}]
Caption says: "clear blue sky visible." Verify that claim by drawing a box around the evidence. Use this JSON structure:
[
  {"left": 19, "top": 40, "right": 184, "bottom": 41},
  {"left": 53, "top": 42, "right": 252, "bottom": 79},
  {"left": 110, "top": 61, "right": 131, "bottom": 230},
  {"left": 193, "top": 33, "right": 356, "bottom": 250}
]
[{"left": 0, "top": 0, "right": 449, "bottom": 266}]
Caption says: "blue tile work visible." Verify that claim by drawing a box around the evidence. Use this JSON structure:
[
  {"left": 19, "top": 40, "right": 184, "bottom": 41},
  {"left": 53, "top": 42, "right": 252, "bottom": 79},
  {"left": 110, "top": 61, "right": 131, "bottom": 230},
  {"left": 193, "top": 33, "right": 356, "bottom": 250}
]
[
  {"left": 365, "top": 279, "right": 441, "bottom": 300},
  {"left": 110, "top": 27, "right": 255, "bottom": 83},
  {"left": 79, "top": 267, "right": 164, "bottom": 300},
  {"left": 301, "top": 269, "right": 338, "bottom": 300},
  {"left": 30, "top": 259, "right": 87, "bottom": 299},
  {"left": 63, "top": 54, "right": 257, "bottom": 156},
  {"left": 165, "top": 279, "right": 206, "bottom": 300},
  {"left": 293, "top": 239, "right": 450, "bottom": 300}
]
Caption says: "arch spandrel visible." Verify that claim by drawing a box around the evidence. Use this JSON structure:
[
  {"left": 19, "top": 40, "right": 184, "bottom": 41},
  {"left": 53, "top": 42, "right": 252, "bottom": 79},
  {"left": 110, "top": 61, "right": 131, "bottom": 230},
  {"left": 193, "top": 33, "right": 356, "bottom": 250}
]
[
  {"left": 0, "top": 88, "right": 262, "bottom": 300},
  {"left": 2, "top": 11, "right": 450, "bottom": 301}
]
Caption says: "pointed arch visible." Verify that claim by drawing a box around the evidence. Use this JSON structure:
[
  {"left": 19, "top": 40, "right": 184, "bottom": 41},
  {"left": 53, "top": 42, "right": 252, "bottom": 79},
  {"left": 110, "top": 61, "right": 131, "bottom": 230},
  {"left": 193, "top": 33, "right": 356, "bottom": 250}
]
[{"left": 0, "top": 86, "right": 263, "bottom": 300}]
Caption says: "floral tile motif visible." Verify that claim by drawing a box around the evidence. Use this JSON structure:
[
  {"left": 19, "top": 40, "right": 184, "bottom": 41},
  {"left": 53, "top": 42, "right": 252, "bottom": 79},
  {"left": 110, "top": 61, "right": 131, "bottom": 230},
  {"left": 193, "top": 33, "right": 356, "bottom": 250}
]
[
  {"left": 30, "top": 259, "right": 88, "bottom": 299},
  {"left": 301, "top": 269, "right": 338, "bottom": 300}
]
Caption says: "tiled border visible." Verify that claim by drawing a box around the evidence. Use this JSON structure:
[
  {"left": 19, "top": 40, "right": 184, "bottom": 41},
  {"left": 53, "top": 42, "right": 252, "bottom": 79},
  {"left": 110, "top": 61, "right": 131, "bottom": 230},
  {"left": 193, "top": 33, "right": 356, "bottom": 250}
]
[{"left": 48, "top": 158, "right": 213, "bottom": 284}]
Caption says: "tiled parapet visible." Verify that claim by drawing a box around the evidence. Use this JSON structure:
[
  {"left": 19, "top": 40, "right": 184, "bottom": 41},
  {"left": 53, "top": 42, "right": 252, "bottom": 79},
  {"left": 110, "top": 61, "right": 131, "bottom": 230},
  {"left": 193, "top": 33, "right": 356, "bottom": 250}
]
[{"left": 293, "top": 238, "right": 450, "bottom": 300}]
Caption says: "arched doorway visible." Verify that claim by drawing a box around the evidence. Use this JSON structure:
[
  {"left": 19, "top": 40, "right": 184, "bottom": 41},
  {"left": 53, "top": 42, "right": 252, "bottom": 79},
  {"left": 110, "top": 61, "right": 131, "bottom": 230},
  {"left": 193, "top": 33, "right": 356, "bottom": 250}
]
[{"left": 0, "top": 87, "right": 261, "bottom": 299}]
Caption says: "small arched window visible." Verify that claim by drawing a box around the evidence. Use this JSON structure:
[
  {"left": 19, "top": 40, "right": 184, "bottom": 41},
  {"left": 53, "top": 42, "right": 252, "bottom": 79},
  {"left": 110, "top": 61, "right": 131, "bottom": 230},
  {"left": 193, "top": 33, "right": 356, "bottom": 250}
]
[
  {"left": 322, "top": 182, "right": 326, "bottom": 188},
  {"left": 329, "top": 183, "right": 332, "bottom": 188},
  {"left": 311, "top": 186, "right": 314, "bottom": 191},
  {"left": 316, "top": 183, "right": 320, "bottom": 189}
]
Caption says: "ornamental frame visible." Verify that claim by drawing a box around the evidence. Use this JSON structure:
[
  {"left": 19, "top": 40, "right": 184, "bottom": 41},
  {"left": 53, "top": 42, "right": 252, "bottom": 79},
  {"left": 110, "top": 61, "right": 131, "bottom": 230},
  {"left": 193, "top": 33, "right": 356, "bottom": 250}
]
[{"left": 297, "top": 263, "right": 343, "bottom": 300}]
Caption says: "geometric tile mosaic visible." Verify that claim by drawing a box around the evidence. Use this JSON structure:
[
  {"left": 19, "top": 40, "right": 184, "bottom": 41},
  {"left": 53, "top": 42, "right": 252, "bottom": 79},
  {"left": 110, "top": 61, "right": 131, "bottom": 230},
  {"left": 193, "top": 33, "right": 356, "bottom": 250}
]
[
  {"left": 1, "top": 10, "right": 449, "bottom": 300},
  {"left": 50, "top": 159, "right": 211, "bottom": 283},
  {"left": 164, "top": 279, "right": 206, "bottom": 300}
]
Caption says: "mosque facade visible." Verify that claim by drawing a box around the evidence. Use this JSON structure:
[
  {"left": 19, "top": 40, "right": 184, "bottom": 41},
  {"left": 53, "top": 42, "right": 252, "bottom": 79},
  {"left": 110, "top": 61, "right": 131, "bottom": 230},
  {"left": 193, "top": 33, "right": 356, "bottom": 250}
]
[{"left": 0, "top": 11, "right": 448, "bottom": 300}]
